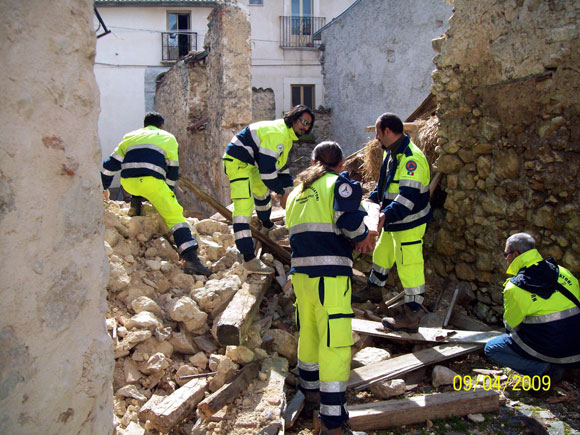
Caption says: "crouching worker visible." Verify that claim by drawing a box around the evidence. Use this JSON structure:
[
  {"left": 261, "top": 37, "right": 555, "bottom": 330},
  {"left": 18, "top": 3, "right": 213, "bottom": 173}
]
[
  {"left": 286, "top": 141, "right": 375, "bottom": 434},
  {"left": 484, "top": 232, "right": 580, "bottom": 394},
  {"left": 101, "top": 111, "right": 211, "bottom": 277}
]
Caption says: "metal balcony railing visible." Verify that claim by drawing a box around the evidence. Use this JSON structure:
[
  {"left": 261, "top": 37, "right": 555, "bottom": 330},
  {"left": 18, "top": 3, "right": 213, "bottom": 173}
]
[
  {"left": 280, "top": 16, "right": 325, "bottom": 48},
  {"left": 161, "top": 31, "right": 198, "bottom": 62}
]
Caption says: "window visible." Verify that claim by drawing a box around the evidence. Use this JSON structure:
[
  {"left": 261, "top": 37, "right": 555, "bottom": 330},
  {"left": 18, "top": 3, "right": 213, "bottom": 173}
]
[
  {"left": 167, "top": 12, "right": 191, "bottom": 59},
  {"left": 291, "top": 85, "right": 314, "bottom": 110},
  {"left": 249, "top": 0, "right": 263, "bottom": 4},
  {"left": 291, "top": 0, "right": 312, "bottom": 35}
]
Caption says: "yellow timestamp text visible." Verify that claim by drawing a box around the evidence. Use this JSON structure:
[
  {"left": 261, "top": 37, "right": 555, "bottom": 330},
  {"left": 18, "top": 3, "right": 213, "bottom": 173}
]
[{"left": 452, "top": 374, "right": 551, "bottom": 392}]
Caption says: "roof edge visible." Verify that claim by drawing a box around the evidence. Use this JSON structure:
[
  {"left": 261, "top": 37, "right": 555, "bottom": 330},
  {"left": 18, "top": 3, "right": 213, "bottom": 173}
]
[{"left": 313, "top": 0, "right": 362, "bottom": 38}]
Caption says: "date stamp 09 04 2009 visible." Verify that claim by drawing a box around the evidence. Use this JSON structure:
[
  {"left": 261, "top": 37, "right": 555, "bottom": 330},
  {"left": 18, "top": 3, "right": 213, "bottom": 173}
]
[{"left": 453, "top": 374, "right": 551, "bottom": 392}]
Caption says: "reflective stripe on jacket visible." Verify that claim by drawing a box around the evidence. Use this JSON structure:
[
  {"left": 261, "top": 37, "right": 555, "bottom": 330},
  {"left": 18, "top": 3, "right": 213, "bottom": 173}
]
[
  {"left": 504, "top": 249, "right": 580, "bottom": 364},
  {"left": 223, "top": 119, "right": 298, "bottom": 194},
  {"left": 286, "top": 171, "right": 368, "bottom": 277},
  {"left": 101, "top": 126, "right": 179, "bottom": 190},
  {"left": 368, "top": 135, "right": 431, "bottom": 231}
]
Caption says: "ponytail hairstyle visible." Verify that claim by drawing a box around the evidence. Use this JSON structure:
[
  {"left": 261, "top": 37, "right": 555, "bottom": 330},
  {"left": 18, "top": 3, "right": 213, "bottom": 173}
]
[{"left": 295, "top": 141, "right": 344, "bottom": 192}]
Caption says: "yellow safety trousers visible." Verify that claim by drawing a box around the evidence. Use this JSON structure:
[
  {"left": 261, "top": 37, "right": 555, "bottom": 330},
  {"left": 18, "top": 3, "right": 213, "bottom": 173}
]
[
  {"left": 223, "top": 157, "right": 269, "bottom": 218},
  {"left": 373, "top": 223, "right": 427, "bottom": 290},
  {"left": 293, "top": 273, "right": 353, "bottom": 384},
  {"left": 121, "top": 176, "right": 187, "bottom": 229}
]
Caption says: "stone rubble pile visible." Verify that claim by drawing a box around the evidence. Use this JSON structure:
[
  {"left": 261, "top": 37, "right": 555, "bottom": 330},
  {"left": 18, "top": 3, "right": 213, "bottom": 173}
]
[{"left": 103, "top": 200, "right": 299, "bottom": 434}]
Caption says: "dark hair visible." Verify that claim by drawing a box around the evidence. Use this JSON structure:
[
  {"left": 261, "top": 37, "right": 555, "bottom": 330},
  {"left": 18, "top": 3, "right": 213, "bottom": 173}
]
[
  {"left": 376, "top": 112, "right": 403, "bottom": 135},
  {"left": 284, "top": 105, "right": 315, "bottom": 134},
  {"left": 144, "top": 112, "right": 164, "bottom": 128},
  {"left": 295, "top": 141, "right": 343, "bottom": 192}
]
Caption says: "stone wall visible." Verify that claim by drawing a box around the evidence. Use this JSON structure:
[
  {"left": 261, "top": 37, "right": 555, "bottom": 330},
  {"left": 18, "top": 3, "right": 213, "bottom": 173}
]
[
  {"left": 252, "top": 87, "right": 276, "bottom": 122},
  {"left": 0, "top": 0, "right": 113, "bottom": 432},
  {"left": 319, "top": 0, "right": 453, "bottom": 156},
  {"left": 429, "top": 0, "right": 580, "bottom": 322},
  {"left": 156, "top": 3, "right": 252, "bottom": 216}
]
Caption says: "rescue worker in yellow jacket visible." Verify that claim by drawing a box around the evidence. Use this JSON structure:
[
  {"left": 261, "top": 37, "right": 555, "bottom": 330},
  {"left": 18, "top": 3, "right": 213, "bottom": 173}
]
[
  {"left": 101, "top": 112, "right": 211, "bottom": 276},
  {"left": 286, "top": 141, "right": 374, "bottom": 435},
  {"left": 484, "top": 233, "right": 580, "bottom": 394},
  {"left": 352, "top": 113, "right": 432, "bottom": 333},
  {"left": 223, "top": 105, "right": 314, "bottom": 274}
]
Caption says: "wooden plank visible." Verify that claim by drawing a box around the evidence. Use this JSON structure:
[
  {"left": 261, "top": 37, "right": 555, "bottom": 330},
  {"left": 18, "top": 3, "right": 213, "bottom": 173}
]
[
  {"left": 352, "top": 318, "right": 502, "bottom": 345},
  {"left": 349, "top": 389, "right": 499, "bottom": 431},
  {"left": 215, "top": 274, "right": 273, "bottom": 346},
  {"left": 443, "top": 288, "right": 460, "bottom": 327},
  {"left": 284, "top": 390, "right": 305, "bottom": 429},
  {"left": 197, "top": 361, "right": 260, "bottom": 419},
  {"left": 179, "top": 175, "right": 290, "bottom": 264},
  {"left": 138, "top": 378, "right": 207, "bottom": 432},
  {"left": 348, "top": 343, "right": 482, "bottom": 391},
  {"left": 449, "top": 311, "right": 495, "bottom": 332},
  {"left": 365, "top": 122, "right": 421, "bottom": 133}
]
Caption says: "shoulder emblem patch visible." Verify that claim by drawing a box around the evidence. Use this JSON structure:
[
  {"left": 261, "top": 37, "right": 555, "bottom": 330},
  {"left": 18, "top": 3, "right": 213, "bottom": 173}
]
[
  {"left": 338, "top": 183, "right": 353, "bottom": 198},
  {"left": 406, "top": 160, "right": 417, "bottom": 171}
]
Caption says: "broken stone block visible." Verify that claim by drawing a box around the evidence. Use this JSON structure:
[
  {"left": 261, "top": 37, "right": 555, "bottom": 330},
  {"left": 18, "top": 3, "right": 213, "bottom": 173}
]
[
  {"left": 370, "top": 378, "right": 406, "bottom": 399},
  {"left": 113, "top": 238, "right": 134, "bottom": 258},
  {"left": 134, "top": 337, "right": 174, "bottom": 359},
  {"left": 226, "top": 345, "right": 255, "bottom": 364},
  {"left": 128, "top": 216, "right": 161, "bottom": 241},
  {"left": 115, "top": 330, "right": 152, "bottom": 359},
  {"left": 267, "top": 329, "right": 297, "bottom": 367},
  {"left": 175, "top": 364, "right": 200, "bottom": 387},
  {"left": 124, "top": 359, "right": 142, "bottom": 384},
  {"left": 169, "top": 271, "right": 196, "bottom": 290},
  {"left": 124, "top": 311, "right": 163, "bottom": 331},
  {"left": 109, "top": 260, "right": 131, "bottom": 292},
  {"left": 142, "top": 352, "right": 170, "bottom": 375},
  {"left": 145, "top": 259, "right": 162, "bottom": 271},
  {"left": 189, "top": 352, "right": 209, "bottom": 369},
  {"left": 196, "top": 219, "right": 229, "bottom": 235},
  {"left": 116, "top": 385, "right": 148, "bottom": 402},
  {"left": 432, "top": 365, "right": 459, "bottom": 388},
  {"left": 192, "top": 335, "right": 218, "bottom": 354},
  {"left": 352, "top": 347, "right": 391, "bottom": 369},
  {"left": 199, "top": 237, "right": 226, "bottom": 262},
  {"left": 105, "top": 227, "right": 121, "bottom": 248},
  {"left": 131, "top": 296, "right": 162, "bottom": 317},
  {"left": 190, "top": 276, "right": 241, "bottom": 316},
  {"left": 213, "top": 231, "right": 235, "bottom": 248},
  {"left": 168, "top": 296, "right": 205, "bottom": 323},
  {"left": 208, "top": 356, "right": 237, "bottom": 392},
  {"left": 169, "top": 331, "right": 197, "bottom": 355}
]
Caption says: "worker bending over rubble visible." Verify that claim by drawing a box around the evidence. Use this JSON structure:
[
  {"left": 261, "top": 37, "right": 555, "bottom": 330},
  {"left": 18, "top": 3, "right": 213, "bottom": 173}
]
[
  {"left": 352, "top": 112, "right": 432, "bottom": 333},
  {"left": 485, "top": 232, "right": 580, "bottom": 395},
  {"left": 286, "top": 141, "right": 374, "bottom": 435},
  {"left": 222, "top": 105, "right": 314, "bottom": 274},
  {"left": 101, "top": 111, "right": 211, "bottom": 277}
]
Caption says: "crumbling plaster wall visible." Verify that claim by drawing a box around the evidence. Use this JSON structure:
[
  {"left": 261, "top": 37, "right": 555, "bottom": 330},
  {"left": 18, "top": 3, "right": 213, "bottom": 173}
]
[
  {"left": 156, "top": 3, "right": 251, "bottom": 216},
  {"left": 430, "top": 0, "right": 580, "bottom": 322},
  {"left": 320, "top": 0, "right": 453, "bottom": 156},
  {"left": 0, "top": 0, "right": 113, "bottom": 433}
]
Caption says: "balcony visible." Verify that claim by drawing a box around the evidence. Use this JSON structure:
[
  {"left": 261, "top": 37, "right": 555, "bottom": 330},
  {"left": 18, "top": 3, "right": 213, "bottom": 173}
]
[
  {"left": 280, "top": 16, "right": 325, "bottom": 48},
  {"left": 161, "top": 31, "right": 198, "bottom": 62}
]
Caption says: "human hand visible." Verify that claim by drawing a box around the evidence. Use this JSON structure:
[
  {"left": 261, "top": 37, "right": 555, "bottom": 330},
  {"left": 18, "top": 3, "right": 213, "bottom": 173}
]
[
  {"left": 103, "top": 190, "right": 110, "bottom": 201},
  {"left": 280, "top": 192, "right": 289, "bottom": 209},
  {"left": 354, "top": 232, "right": 376, "bottom": 254},
  {"left": 377, "top": 212, "right": 386, "bottom": 231}
]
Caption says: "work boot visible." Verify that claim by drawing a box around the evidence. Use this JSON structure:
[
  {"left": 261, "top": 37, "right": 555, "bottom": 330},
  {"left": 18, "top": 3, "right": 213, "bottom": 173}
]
[
  {"left": 128, "top": 196, "right": 143, "bottom": 217},
  {"left": 183, "top": 250, "right": 212, "bottom": 277},
  {"left": 319, "top": 420, "right": 361, "bottom": 435},
  {"left": 530, "top": 364, "right": 565, "bottom": 397},
  {"left": 381, "top": 304, "right": 422, "bottom": 333},
  {"left": 351, "top": 283, "right": 383, "bottom": 303},
  {"left": 243, "top": 257, "right": 275, "bottom": 274},
  {"left": 300, "top": 390, "right": 320, "bottom": 419}
]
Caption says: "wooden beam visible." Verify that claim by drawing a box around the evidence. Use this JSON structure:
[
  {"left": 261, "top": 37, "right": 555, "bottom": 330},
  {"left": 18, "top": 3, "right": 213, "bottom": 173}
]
[
  {"left": 348, "top": 343, "right": 482, "bottom": 391},
  {"left": 352, "top": 318, "right": 502, "bottom": 345},
  {"left": 138, "top": 378, "right": 207, "bottom": 432},
  {"left": 215, "top": 274, "right": 273, "bottom": 346},
  {"left": 349, "top": 389, "right": 499, "bottom": 431},
  {"left": 179, "top": 175, "right": 290, "bottom": 264},
  {"left": 443, "top": 288, "right": 460, "bottom": 327},
  {"left": 365, "top": 122, "right": 421, "bottom": 133},
  {"left": 197, "top": 361, "right": 260, "bottom": 419}
]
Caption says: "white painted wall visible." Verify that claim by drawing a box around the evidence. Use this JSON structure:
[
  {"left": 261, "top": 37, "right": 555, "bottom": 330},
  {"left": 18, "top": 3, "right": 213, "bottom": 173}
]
[{"left": 94, "top": 0, "right": 356, "bottom": 185}]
